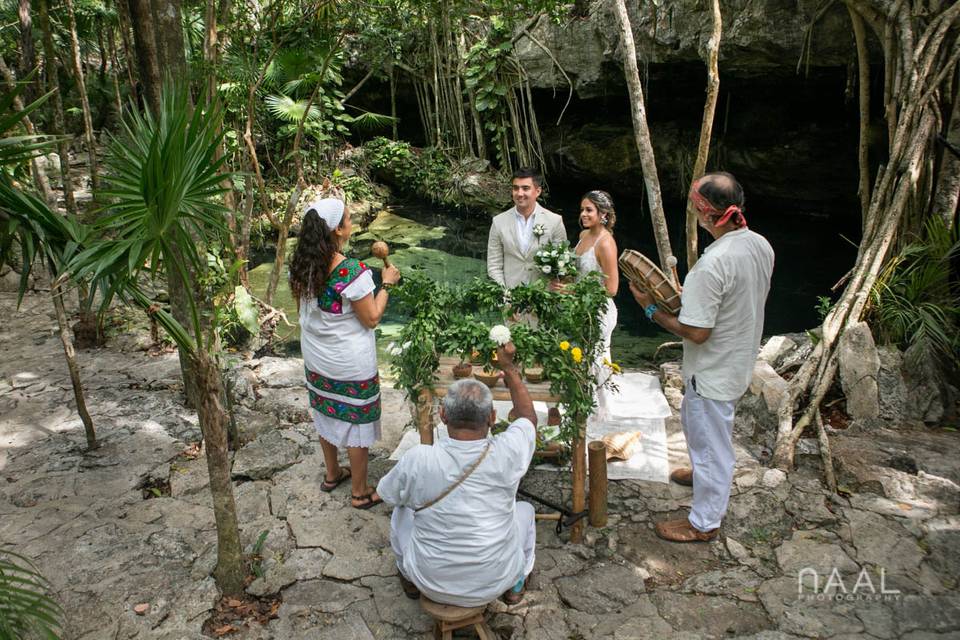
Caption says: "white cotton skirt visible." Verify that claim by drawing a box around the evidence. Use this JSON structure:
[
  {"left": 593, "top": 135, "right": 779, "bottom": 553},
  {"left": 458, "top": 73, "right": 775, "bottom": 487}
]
[{"left": 312, "top": 410, "right": 382, "bottom": 449}]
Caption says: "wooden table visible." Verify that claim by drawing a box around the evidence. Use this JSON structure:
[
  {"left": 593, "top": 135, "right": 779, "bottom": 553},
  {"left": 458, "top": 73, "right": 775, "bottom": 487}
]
[{"left": 414, "top": 356, "right": 588, "bottom": 542}]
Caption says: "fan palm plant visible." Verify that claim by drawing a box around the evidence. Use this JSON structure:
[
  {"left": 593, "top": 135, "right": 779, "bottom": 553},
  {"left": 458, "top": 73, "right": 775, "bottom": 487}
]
[
  {"left": 870, "top": 217, "right": 960, "bottom": 369},
  {"left": 0, "top": 549, "right": 63, "bottom": 640},
  {"left": 69, "top": 83, "right": 246, "bottom": 596}
]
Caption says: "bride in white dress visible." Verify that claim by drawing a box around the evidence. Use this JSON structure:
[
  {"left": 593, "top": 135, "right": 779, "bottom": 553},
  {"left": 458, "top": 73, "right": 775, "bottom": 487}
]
[{"left": 573, "top": 190, "right": 620, "bottom": 424}]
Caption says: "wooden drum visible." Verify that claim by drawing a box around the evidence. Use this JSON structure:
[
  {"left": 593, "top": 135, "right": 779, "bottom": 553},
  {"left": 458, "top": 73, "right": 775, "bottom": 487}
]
[{"left": 618, "top": 250, "right": 681, "bottom": 314}]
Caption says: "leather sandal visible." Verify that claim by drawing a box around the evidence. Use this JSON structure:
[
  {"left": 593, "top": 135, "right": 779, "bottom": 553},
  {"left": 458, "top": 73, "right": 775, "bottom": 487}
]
[
  {"left": 654, "top": 518, "right": 718, "bottom": 543},
  {"left": 351, "top": 491, "right": 384, "bottom": 510},
  {"left": 320, "top": 467, "right": 351, "bottom": 492},
  {"left": 670, "top": 467, "right": 693, "bottom": 487},
  {"left": 500, "top": 571, "right": 531, "bottom": 605},
  {"left": 398, "top": 574, "right": 420, "bottom": 599}
]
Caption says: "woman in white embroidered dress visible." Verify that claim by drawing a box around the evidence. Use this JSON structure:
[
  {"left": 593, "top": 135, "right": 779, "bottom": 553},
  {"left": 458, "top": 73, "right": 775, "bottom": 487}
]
[
  {"left": 288, "top": 198, "right": 400, "bottom": 509},
  {"left": 573, "top": 190, "right": 620, "bottom": 424}
]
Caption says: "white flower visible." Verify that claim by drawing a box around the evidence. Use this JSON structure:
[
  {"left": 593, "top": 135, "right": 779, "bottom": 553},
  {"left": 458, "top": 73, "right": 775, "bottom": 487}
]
[
  {"left": 489, "top": 324, "right": 512, "bottom": 346},
  {"left": 542, "top": 265, "right": 552, "bottom": 274},
  {"left": 387, "top": 341, "right": 396, "bottom": 352},
  {"left": 533, "top": 223, "right": 545, "bottom": 237},
  {"left": 402, "top": 341, "right": 412, "bottom": 351}
]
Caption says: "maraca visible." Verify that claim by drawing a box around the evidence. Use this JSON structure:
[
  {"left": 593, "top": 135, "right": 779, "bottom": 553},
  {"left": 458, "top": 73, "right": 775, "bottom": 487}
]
[
  {"left": 371, "top": 240, "right": 391, "bottom": 268},
  {"left": 666, "top": 255, "right": 680, "bottom": 291}
]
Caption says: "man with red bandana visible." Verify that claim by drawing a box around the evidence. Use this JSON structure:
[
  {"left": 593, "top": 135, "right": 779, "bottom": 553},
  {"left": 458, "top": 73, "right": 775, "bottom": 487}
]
[{"left": 630, "top": 172, "right": 774, "bottom": 542}]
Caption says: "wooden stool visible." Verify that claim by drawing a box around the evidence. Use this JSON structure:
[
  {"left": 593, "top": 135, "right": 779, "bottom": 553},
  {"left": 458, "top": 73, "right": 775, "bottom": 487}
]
[{"left": 419, "top": 597, "right": 497, "bottom": 639}]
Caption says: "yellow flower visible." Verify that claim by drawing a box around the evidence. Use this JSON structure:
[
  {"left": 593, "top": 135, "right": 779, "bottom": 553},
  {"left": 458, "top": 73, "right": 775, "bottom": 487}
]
[
  {"left": 603, "top": 358, "right": 622, "bottom": 374},
  {"left": 559, "top": 341, "right": 570, "bottom": 351},
  {"left": 571, "top": 347, "right": 583, "bottom": 363}
]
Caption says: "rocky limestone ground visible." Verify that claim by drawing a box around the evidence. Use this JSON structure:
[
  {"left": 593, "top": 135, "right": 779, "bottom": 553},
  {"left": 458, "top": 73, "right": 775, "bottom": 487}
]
[{"left": 2, "top": 287, "right": 959, "bottom": 640}]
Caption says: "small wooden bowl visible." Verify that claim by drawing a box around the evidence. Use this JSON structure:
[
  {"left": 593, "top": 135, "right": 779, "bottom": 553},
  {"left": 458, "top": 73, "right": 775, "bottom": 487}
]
[
  {"left": 525, "top": 367, "right": 544, "bottom": 384},
  {"left": 452, "top": 362, "right": 473, "bottom": 379},
  {"left": 474, "top": 370, "right": 501, "bottom": 388}
]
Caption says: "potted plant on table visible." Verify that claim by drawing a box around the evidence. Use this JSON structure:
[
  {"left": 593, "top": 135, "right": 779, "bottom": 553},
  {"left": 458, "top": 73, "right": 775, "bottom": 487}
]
[{"left": 441, "top": 317, "right": 489, "bottom": 378}]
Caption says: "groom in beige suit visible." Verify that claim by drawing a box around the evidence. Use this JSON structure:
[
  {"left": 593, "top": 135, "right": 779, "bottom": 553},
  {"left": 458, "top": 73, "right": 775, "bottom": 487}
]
[{"left": 487, "top": 168, "right": 567, "bottom": 288}]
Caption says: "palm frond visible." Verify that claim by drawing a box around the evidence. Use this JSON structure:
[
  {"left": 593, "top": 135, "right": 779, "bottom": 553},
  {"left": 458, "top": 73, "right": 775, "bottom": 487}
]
[
  {"left": 345, "top": 109, "right": 397, "bottom": 133},
  {"left": 0, "top": 548, "right": 64, "bottom": 640},
  {"left": 68, "top": 82, "right": 232, "bottom": 353},
  {"left": 264, "top": 94, "right": 321, "bottom": 123}
]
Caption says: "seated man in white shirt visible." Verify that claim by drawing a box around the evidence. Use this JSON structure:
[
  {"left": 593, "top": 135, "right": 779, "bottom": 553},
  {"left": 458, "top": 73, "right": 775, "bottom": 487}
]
[{"left": 377, "top": 342, "right": 537, "bottom": 606}]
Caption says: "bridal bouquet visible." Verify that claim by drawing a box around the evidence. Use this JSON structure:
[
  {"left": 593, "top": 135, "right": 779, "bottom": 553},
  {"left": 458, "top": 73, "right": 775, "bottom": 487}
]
[{"left": 533, "top": 242, "right": 577, "bottom": 280}]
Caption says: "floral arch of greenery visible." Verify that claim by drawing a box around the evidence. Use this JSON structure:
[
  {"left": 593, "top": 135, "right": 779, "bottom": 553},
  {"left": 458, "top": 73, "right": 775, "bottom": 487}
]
[{"left": 386, "top": 271, "right": 616, "bottom": 443}]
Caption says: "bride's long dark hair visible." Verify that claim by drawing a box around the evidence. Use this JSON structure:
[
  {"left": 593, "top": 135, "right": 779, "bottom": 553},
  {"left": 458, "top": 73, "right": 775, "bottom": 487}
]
[{"left": 289, "top": 209, "right": 341, "bottom": 306}]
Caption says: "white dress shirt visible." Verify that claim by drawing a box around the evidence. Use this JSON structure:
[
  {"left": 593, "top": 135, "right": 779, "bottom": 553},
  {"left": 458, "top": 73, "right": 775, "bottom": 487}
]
[{"left": 514, "top": 206, "right": 539, "bottom": 255}]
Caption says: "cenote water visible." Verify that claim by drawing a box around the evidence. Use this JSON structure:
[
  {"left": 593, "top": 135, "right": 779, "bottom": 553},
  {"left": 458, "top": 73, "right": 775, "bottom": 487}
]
[{"left": 249, "top": 188, "right": 860, "bottom": 371}]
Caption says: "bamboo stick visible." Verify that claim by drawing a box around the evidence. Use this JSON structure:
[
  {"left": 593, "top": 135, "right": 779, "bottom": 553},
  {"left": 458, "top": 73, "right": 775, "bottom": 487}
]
[
  {"left": 571, "top": 425, "right": 586, "bottom": 543},
  {"left": 588, "top": 441, "right": 608, "bottom": 527}
]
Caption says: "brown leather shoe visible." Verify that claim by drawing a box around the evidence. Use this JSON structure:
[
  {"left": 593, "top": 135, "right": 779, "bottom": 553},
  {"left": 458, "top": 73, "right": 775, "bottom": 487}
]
[
  {"left": 655, "top": 518, "right": 718, "bottom": 543},
  {"left": 670, "top": 467, "right": 693, "bottom": 486}
]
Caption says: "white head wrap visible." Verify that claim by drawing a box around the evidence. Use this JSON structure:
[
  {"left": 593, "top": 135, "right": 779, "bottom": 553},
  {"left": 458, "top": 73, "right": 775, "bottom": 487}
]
[{"left": 305, "top": 198, "right": 344, "bottom": 230}]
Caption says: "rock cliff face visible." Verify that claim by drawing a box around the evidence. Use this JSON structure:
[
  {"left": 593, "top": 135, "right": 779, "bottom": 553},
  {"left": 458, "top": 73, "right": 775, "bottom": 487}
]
[
  {"left": 515, "top": 1, "right": 857, "bottom": 98},
  {"left": 512, "top": 1, "right": 865, "bottom": 210}
]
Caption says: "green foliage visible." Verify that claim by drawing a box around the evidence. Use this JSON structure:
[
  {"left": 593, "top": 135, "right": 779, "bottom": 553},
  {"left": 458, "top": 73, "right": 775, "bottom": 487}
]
[
  {"left": 0, "top": 79, "right": 90, "bottom": 307},
  {"left": 869, "top": 218, "right": 960, "bottom": 367},
  {"left": 0, "top": 549, "right": 63, "bottom": 639},
  {"left": 69, "top": 84, "right": 232, "bottom": 354},
  {"left": 362, "top": 137, "right": 457, "bottom": 206},
  {"left": 815, "top": 295, "right": 833, "bottom": 321},
  {"left": 388, "top": 271, "right": 614, "bottom": 442}
]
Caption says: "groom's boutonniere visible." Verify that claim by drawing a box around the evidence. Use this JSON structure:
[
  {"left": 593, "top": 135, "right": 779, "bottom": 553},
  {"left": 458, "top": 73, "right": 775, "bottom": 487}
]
[{"left": 533, "top": 223, "right": 545, "bottom": 238}]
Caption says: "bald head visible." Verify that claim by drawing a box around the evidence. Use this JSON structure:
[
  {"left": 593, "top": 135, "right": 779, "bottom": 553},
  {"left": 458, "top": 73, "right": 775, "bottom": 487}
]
[{"left": 696, "top": 172, "right": 744, "bottom": 213}]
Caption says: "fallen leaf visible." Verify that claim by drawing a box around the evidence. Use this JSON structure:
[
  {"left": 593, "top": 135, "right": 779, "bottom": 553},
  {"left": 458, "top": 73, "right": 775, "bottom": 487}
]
[
  {"left": 133, "top": 603, "right": 150, "bottom": 616},
  {"left": 898, "top": 502, "right": 913, "bottom": 511},
  {"left": 213, "top": 624, "right": 236, "bottom": 636},
  {"left": 225, "top": 598, "right": 244, "bottom": 608}
]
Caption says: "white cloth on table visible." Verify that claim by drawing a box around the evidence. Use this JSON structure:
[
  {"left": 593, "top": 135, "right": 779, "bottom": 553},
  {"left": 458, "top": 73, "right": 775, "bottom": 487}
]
[
  {"left": 299, "top": 262, "right": 381, "bottom": 449},
  {"left": 679, "top": 228, "right": 774, "bottom": 401},
  {"left": 681, "top": 380, "right": 736, "bottom": 532},
  {"left": 377, "top": 418, "right": 537, "bottom": 607}
]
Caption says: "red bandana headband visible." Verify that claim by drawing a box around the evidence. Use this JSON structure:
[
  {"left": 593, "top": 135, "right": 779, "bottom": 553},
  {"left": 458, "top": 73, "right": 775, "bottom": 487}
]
[{"left": 689, "top": 186, "right": 747, "bottom": 229}]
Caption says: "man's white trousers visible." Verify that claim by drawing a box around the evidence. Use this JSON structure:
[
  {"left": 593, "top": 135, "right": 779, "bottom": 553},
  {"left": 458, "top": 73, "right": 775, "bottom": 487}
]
[
  {"left": 681, "top": 381, "right": 737, "bottom": 532},
  {"left": 390, "top": 501, "right": 536, "bottom": 582}
]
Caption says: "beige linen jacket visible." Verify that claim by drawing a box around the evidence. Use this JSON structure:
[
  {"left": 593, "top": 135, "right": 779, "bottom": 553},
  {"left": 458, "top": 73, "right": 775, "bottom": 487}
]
[{"left": 486, "top": 204, "right": 567, "bottom": 288}]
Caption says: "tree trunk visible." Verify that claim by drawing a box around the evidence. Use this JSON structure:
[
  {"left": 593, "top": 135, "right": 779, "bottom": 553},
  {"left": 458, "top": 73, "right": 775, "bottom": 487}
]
[
  {"left": 152, "top": 0, "right": 187, "bottom": 77},
  {"left": 115, "top": 0, "right": 138, "bottom": 92},
  {"left": 264, "top": 181, "right": 304, "bottom": 305},
  {"left": 849, "top": 4, "right": 871, "bottom": 226},
  {"left": 127, "top": 0, "right": 162, "bottom": 114},
  {"left": 52, "top": 279, "right": 97, "bottom": 450},
  {"left": 685, "top": 0, "right": 722, "bottom": 271},
  {"left": 18, "top": 0, "right": 36, "bottom": 100},
  {"left": 932, "top": 76, "right": 960, "bottom": 229},
  {"left": 611, "top": 0, "right": 675, "bottom": 281},
  {"left": 192, "top": 349, "right": 245, "bottom": 596},
  {"left": 108, "top": 28, "right": 124, "bottom": 119},
  {"left": 37, "top": 0, "right": 77, "bottom": 215},
  {"left": 64, "top": 0, "right": 100, "bottom": 195}
]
